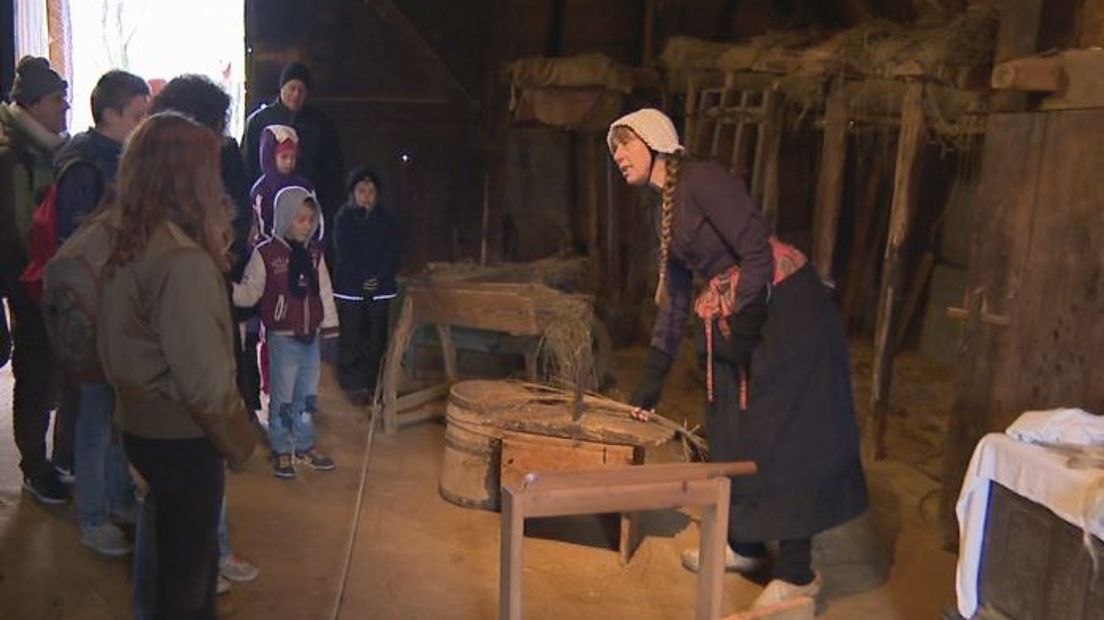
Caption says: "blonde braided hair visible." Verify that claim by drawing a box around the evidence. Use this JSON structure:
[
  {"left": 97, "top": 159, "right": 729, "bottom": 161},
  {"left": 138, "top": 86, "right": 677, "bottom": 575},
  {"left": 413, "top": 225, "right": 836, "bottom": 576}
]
[{"left": 655, "top": 153, "right": 683, "bottom": 308}]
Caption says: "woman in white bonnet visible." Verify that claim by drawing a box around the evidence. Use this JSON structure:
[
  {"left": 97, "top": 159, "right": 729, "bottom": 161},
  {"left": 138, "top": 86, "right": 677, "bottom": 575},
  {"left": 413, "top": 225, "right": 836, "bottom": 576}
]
[{"left": 608, "top": 108, "right": 868, "bottom": 612}]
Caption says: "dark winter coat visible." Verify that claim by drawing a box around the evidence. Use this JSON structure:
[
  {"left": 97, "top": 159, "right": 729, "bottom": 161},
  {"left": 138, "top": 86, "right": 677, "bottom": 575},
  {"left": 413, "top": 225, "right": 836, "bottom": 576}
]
[
  {"left": 332, "top": 202, "right": 400, "bottom": 301},
  {"left": 54, "top": 129, "right": 119, "bottom": 242}
]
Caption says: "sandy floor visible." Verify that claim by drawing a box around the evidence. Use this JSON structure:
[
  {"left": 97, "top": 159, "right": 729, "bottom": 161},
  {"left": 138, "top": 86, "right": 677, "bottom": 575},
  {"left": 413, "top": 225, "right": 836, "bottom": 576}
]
[{"left": 0, "top": 339, "right": 961, "bottom": 619}]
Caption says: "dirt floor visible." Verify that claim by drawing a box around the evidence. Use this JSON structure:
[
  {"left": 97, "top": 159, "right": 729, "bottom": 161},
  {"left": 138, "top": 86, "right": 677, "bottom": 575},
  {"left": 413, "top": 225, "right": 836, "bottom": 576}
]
[{"left": 0, "top": 337, "right": 960, "bottom": 620}]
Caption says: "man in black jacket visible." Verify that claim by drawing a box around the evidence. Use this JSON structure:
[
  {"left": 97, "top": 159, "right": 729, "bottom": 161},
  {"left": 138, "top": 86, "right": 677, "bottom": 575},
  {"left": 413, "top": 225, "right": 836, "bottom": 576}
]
[{"left": 241, "top": 62, "right": 344, "bottom": 252}]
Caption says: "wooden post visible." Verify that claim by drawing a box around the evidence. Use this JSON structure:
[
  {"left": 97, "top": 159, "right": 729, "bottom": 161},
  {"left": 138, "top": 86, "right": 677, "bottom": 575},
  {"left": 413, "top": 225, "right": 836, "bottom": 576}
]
[
  {"left": 870, "top": 81, "right": 927, "bottom": 460},
  {"left": 587, "top": 135, "right": 603, "bottom": 291},
  {"left": 381, "top": 295, "right": 416, "bottom": 435},
  {"left": 436, "top": 324, "right": 458, "bottom": 381},
  {"left": 695, "top": 477, "right": 730, "bottom": 620},
  {"left": 711, "top": 72, "right": 737, "bottom": 158},
  {"left": 605, "top": 151, "right": 621, "bottom": 304},
  {"left": 684, "top": 73, "right": 701, "bottom": 154},
  {"left": 499, "top": 488, "right": 525, "bottom": 620},
  {"left": 1083, "top": 0, "right": 1104, "bottom": 47},
  {"left": 730, "top": 90, "right": 753, "bottom": 178},
  {"left": 752, "top": 87, "right": 783, "bottom": 228},
  {"left": 812, "top": 78, "right": 848, "bottom": 286},
  {"left": 989, "top": 0, "right": 1044, "bottom": 111}
]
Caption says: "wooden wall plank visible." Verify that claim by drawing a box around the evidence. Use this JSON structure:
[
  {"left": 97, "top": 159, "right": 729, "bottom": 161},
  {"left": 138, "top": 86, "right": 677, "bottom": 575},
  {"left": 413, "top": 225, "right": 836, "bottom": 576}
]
[
  {"left": 940, "top": 113, "right": 1048, "bottom": 540},
  {"left": 869, "top": 81, "right": 927, "bottom": 459},
  {"left": 812, "top": 78, "right": 849, "bottom": 285}
]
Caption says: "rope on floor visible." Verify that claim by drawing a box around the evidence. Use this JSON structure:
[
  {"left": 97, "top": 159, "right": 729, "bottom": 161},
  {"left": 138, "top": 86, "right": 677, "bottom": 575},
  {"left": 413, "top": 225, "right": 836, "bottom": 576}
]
[{"left": 328, "top": 402, "right": 380, "bottom": 620}]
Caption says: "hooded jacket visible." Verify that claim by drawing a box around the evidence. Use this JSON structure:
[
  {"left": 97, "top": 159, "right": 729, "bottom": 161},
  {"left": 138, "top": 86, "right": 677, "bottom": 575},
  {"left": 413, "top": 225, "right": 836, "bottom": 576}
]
[
  {"left": 249, "top": 125, "right": 314, "bottom": 238},
  {"left": 233, "top": 186, "right": 337, "bottom": 336},
  {"left": 242, "top": 99, "right": 344, "bottom": 227}
]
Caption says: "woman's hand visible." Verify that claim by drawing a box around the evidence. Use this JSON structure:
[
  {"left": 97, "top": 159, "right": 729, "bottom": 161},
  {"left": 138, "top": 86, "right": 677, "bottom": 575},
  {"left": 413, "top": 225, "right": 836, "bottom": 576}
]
[{"left": 630, "top": 407, "right": 652, "bottom": 422}]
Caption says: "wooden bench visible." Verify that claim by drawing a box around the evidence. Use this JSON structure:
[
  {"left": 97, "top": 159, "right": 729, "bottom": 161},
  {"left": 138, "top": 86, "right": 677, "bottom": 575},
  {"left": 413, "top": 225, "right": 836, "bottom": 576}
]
[{"left": 499, "top": 460, "right": 757, "bottom": 620}]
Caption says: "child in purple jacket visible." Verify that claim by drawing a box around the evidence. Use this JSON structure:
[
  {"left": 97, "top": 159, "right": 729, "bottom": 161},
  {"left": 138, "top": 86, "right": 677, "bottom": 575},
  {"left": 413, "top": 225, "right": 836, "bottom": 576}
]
[{"left": 249, "top": 124, "right": 314, "bottom": 240}]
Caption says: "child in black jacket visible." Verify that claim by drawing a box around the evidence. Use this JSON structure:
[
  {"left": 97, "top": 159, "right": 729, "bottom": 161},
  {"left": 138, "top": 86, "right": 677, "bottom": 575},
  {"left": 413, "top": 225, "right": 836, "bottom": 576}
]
[{"left": 332, "top": 166, "right": 399, "bottom": 404}]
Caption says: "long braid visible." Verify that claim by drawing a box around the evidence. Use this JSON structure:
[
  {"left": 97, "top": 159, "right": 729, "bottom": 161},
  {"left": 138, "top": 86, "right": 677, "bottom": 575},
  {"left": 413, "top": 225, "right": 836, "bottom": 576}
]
[{"left": 655, "top": 153, "right": 683, "bottom": 308}]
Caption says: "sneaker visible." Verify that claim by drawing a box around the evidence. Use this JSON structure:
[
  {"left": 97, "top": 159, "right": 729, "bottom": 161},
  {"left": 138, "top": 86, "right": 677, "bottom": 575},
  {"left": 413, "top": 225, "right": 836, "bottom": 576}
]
[
  {"left": 296, "top": 448, "right": 335, "bottom": 471},
  {"left": 23, "top": 471, "right": 71, "bottom": 505},
  {"left": 680, "top": 544, "right": 770, "bottom": 574},
  {"left": 111, "top": 502, "right": 139, "bottom": 525},
  {"left": 272, "top": 453, "right": 296, "bottom": 479},
  {"left": 80, "top": 522, "right": 133, "bottom": 556},
  {"left": 217, "top": 574, "right": 232, "bottom": 595},
  {"left": 220, "top": 554, "right": 260, "bottom": 582},
  {"left": 752, "top": 572, "right": 822, "bottom": 609},
  {"left": 54, "top": 464, "right": 75, "bottom": 484}
]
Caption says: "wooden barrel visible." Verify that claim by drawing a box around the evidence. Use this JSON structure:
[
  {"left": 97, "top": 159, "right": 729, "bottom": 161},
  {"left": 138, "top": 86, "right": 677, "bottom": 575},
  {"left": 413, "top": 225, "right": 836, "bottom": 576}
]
[
  {"left": 438, "top": 415, "right": 503, "bottom": 510},
  {"left": 439, "top": 380, "right": 675, "bottom": 511}
]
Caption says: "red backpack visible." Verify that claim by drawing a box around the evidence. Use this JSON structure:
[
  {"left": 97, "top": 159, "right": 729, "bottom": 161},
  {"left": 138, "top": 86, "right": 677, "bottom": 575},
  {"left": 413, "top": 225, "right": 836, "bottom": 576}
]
[{"left": 19, "top": 161, "right": 100, "bottom": 304}]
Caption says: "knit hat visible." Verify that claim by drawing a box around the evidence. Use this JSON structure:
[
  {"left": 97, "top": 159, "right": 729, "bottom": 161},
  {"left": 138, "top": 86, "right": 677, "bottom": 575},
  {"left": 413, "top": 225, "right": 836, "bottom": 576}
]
[
  {"left": 346, "top": 165, "right": 381, "bottom": 194},
  {"left": 279, "top": 62, "right": 311, "bottom": 89},
  {"left": 10, "top": 56, "right": 67, "bottom": 106},
  {"left": 606, "top": 108, "right": 683, "bottom": 156}
]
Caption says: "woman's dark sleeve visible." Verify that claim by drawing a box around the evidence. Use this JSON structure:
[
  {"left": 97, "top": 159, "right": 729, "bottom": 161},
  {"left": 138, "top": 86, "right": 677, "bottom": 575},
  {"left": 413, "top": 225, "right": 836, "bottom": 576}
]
[
  {"left": 649, "top": 259, "right": 692, "bottom": 358},
  {"left": 689, "top": 163, "right": 773, "bottom": 316}
]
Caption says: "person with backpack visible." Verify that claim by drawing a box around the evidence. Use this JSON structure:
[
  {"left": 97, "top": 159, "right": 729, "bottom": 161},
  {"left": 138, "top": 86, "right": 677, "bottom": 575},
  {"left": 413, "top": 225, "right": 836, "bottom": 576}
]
[
  {"left": 98, "top": 111, "right": 255, "bottom": 619},
  {"left": 0, "top": 56, "right": 73, "bottom": 505},
  {"left": 51, "top": 70, "right": 149, "bottom": 556}
]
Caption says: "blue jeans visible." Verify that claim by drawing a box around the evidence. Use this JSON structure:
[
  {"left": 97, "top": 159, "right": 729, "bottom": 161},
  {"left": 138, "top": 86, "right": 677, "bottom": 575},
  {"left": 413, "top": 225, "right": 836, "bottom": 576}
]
[
  {"left": 74, "top": 382, "right": 135, "bottom": 528},
  {"left": 266, "top": 333, "right": 320, "bottom": 454}
]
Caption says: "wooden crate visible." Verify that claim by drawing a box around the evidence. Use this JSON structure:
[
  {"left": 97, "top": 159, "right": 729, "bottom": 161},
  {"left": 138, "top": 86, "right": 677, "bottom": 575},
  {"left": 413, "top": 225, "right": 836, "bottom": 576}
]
[{"left": 500, "top": 430, "right": 643, "bottom": 564}]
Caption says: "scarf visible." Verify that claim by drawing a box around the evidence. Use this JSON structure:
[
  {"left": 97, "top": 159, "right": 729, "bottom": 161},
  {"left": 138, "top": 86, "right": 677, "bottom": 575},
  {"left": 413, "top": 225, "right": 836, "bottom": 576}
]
[{"left": 286, "top": 239, "right": 319, "bottom": 299}]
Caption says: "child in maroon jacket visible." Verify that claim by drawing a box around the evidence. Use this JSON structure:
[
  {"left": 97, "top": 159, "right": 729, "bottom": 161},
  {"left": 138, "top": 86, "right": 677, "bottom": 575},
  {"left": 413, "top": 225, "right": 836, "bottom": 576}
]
[{"left": 233, "top": 186, "right": 338, "bottom": 478}]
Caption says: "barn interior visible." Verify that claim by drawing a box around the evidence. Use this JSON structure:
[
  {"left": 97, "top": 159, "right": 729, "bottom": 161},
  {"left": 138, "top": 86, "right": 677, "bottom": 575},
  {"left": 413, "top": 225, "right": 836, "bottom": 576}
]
[{"left": 1, "top": 1, "right": 1103, "bottom": 619}]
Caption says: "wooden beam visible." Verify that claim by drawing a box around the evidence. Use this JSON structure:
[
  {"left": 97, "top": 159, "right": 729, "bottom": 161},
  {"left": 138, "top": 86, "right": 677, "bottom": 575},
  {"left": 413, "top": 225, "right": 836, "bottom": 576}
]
[
  {"left": 991, "top": 56, "right": 1062, "bottom": 92},
  {"left": 812, "top": 78, "right": 848, "bottom": 287},
  {"left": 519, "top": 460, "right": 756, "bottom": 491},
  {"left": 1040, "top": 49, "right": 1104, "bottom": 111},
  {"left": 870, "top": 81, "right": 927, "bottom": 460},
  {"left": 989, "top": 0, "right": 1045, "bottom": 111},
  {"left": 362, "top": 0, "right": 473, "bottom": 101}
]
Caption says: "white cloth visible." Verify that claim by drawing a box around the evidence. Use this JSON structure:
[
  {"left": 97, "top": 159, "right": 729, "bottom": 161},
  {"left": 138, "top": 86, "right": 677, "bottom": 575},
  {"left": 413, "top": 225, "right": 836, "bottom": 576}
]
[
  {"left": 1006, "top": 407, "right": 1104, "bottom": 445},
  {"left": 955, "top": 433, "right": 1104, "bottom": 617}
]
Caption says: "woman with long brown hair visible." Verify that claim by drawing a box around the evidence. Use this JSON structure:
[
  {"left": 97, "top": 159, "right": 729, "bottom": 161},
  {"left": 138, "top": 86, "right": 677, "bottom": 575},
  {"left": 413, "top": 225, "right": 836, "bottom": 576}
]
[
  {"left": 609, "top": 108, "right": 868, "bottom": 614},
  {"left": 98, "top": 111, "right": 255, "bottom": 619}
]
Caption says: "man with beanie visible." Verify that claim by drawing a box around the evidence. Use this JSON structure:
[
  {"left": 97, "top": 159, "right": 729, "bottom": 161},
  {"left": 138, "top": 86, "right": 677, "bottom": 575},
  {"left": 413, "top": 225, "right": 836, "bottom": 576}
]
[
  {"left": 0, "top": 56, "right": 72, "bottom": 504},
  {"left": 242, "top": 61, "right": 344, "bottom": 254}
]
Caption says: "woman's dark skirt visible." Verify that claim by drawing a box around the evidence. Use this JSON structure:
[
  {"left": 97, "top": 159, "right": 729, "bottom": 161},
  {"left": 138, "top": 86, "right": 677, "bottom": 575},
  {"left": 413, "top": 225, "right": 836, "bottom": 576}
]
[{"left": 699, "top": 264, "right": 868, "bottom": 543}]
